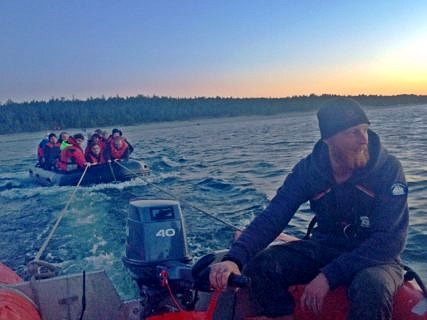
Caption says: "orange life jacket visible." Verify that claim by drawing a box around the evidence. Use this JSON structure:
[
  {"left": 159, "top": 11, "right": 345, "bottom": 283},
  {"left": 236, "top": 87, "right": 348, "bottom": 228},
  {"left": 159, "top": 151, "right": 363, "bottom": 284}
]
[
  {"left": 57, "top": 137, "right": 86, "bottom": 171},
  {"left": 108, "top": 139, "right": 129, "bottom": 160}
]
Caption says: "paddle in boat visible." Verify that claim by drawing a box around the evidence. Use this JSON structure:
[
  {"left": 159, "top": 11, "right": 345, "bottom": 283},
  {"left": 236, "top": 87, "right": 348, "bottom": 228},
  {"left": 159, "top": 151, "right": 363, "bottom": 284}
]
[{"left": 29, "top": 159, "right": 150, "bottom": 186}]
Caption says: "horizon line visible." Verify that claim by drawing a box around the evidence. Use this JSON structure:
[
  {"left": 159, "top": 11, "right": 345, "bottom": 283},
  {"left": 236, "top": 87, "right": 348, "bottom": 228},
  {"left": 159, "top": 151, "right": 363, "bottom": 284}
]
[{"left": 3, "top": 92, "right": 427, "bottom": 105}]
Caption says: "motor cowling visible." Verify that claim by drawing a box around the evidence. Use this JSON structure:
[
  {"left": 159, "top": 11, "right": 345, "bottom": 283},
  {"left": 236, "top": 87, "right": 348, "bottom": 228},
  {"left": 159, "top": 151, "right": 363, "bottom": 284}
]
[{"left": 123, "top": 199, "right": 192, "bottom": 287}]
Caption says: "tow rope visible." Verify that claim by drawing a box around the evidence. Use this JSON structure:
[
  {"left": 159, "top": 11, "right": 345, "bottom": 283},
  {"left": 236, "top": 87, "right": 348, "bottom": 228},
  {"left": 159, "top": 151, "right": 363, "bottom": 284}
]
[
  {"left": 114, "top": 160, "right": 242, "bottom": 232},
  {"left": 28, "top": 164, "right": 91, "bottom": 278},
  {"left": 108, "top": 160, "right": 117, "bottom": 182}
]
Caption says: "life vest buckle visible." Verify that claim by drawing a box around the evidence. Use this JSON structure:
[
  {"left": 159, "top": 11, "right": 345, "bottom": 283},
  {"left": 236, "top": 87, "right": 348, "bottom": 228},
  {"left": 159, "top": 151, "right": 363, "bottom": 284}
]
[{"left": 343, "top": 224, "right": 357, "bottom": 239}]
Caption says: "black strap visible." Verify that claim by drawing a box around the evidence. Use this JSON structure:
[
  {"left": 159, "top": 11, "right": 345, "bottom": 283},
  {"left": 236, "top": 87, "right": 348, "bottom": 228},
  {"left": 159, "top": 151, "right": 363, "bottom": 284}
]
[
  {"left": 79, "top": 270, "right": 87, "bottom": 320},
  {"left": 402, "top": 264, "right": 427, "bottom": 297},
  {"left": 303, "top": 216, "right": 317, "bottom": 240}
]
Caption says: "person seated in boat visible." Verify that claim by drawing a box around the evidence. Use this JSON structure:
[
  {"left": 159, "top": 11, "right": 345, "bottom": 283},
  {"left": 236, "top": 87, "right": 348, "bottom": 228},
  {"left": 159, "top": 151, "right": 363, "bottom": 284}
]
[
  {"left": 84, "top": 133, "right": 105, "bottom": 158},
  {"left": 93, "top": 129, "right": 108, "bottom": 149},
  {"left": 94, "top": 128, "right": 108, "bottom": 142},
  {"left": 111, "top": 128, "right": 122, "bottom": 140},
  {"left": 41, "top": 133, "right": 61, "bottom": 170},
  {"left": 85, "top": 143, "right": 106, "bottom": 165},
  {"left": 57, "top": 133, "right": 89, "bottom": 172},
  {"left": 107, "top": 128, "right": 135, "bottom": 153},
  {"left": 36, "top": 134, "right": 49, "bottom": 165},
  {"left": 104, "top": 136, "right": 133, "bottom": 161},
  {"left": 58, "top": 131, "right": 71, "bottom": 151},
  {"left": 210, "top": 97, "right": 408, "bottom": 320}
]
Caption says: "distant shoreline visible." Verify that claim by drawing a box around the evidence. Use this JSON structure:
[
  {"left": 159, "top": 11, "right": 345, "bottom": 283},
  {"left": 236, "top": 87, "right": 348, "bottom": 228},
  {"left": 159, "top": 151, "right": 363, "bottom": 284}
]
[{"left": 1, "top": 94, "right": 426, "bottom": 135}]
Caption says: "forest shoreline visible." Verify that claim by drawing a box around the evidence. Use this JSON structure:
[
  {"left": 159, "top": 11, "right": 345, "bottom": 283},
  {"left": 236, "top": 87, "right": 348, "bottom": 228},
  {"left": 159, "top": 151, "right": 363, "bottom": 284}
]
[{"left": 1, "top": 94, "right": 426, "bottom": 135}]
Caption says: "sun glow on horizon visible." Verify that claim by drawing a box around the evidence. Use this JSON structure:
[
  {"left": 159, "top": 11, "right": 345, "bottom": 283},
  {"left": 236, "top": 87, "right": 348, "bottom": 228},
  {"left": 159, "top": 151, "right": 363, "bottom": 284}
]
[
  {"left": 127, "top": 30, "right": 427, "bottom": 99},
  {"left": 1, "top": 1, "right": 427, "bottom": 102}
]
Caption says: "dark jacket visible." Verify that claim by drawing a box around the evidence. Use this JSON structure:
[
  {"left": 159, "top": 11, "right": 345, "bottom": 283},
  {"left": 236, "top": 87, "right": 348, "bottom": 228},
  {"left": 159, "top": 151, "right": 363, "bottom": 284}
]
[
  {"left": 225, "top": 130, "right": 409, "bottom": 288},
  {"left": 42, "top": 142, "right": 61, "bottom": 170},
  {"left": 37, "top": 138, "right": 49, "bottom": 163}
]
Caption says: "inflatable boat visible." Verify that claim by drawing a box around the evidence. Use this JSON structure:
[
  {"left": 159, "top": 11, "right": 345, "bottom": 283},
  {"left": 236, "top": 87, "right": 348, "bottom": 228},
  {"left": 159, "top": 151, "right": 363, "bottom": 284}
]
[
  {"left": 0, "top": 263, "right": 41, "bottom": 320},
  {"left": 1, "top": 260, "right": 426, "bottom": 320},
  {"left": 29, "top": 159, "right": 149, "bottom": 186},
  {"left": 1, "top": 199, "right": 425, "bottom": 320}
]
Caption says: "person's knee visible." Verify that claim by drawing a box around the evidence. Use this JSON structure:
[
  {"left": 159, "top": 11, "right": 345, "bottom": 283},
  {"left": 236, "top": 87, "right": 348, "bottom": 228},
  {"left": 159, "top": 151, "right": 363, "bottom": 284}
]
[
  {"left": 349, "top": 265, "right": 402, "bottom": 307},
  {"left": 244, "top": 246, "right": 296, "bottom": 317},
  {"left": 245, "top": 246, "right": 286, "bottom": 280}
]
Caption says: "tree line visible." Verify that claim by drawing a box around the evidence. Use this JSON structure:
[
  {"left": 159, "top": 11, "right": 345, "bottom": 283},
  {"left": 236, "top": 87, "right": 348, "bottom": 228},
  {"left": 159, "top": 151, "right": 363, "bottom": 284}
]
[{"left": 0, "top": 94, "right": 426, "bottom": 135}]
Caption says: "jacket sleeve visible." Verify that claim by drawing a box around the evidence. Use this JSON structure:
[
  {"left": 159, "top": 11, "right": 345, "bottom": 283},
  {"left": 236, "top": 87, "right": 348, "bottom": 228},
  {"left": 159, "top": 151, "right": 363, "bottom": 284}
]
[
  {"left": 224, "top": 160, "right": 310, "bottom": 268},
  {"left": 74, "top": 150, "right": 87, "bottom": 168},
  {"left": 321, "top": 158, "right": 409, "bottom": 288},
  {"left": 122, "top": 147, "right": 130, "bottom": 160}
]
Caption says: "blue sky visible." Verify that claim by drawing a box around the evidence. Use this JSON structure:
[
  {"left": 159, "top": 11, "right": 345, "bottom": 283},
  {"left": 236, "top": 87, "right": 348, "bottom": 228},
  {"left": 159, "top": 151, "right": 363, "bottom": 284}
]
[{"left": 1, "top": 0, "right": 426, "bottom": 102}]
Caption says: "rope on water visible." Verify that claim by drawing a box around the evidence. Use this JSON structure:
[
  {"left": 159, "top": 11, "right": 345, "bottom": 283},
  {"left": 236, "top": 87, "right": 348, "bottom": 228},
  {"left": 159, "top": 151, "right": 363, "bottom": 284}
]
[
  {"left": 114, "top": 160, "right": 242, "bottom": 232},
  {"left": 33, "top": 164, "right": 91, "bottom": 262}
]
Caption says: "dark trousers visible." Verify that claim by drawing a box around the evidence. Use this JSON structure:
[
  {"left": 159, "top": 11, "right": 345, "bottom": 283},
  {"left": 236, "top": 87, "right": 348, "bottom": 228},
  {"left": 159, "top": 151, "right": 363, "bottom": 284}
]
[{"left": 243, "top": 240, "right": 403, "bottom": 319}]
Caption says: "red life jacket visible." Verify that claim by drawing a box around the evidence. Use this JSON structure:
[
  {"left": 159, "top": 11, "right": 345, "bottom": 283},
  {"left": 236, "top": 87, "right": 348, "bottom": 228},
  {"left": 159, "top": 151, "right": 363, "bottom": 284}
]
[
  {"left": 86, "top": 151, "right": 106, "bottom": 165},
  {"left": 85, "top": 139, "right": 105, "bottom": 158},
  {"left": 37, "top": 138, "right": 49, "bottom": 162},
  {"left": 98, "top": 138, "right": 106, "bottom": 150},
  {"left": 57, "top": 137, "right": 86, "bottom": 171},
  {"left": 108, "top": 139, "right": 129, "bottom": 160},
  {"left": 37, "top": 146, "right": 44, "bottom": 160}
]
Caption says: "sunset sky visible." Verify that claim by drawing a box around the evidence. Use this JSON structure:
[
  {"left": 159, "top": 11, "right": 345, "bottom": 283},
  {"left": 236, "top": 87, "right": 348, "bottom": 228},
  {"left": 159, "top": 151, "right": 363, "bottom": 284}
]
[{"left": 1, "top": 0, "right": 426, "bottom": 103}]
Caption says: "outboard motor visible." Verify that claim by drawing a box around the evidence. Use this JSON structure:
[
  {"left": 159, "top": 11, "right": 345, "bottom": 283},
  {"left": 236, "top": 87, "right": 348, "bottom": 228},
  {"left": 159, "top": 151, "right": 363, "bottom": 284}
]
[
  {"left": 122, "top": 198, "right": 251, "bottom": 317},
  {"left": 123, "top": 199, "right": 192, "bottom": 284}
]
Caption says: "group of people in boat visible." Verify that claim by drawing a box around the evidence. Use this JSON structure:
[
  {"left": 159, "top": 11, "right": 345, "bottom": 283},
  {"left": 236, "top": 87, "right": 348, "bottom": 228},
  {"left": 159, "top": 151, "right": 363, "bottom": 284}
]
[{"left": 37, "top": 128, "right": 134, "bottom": 172}]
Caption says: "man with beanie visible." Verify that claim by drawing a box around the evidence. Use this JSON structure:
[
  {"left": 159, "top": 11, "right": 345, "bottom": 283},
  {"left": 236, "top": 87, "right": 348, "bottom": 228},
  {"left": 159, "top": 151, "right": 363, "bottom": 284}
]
[{"left": 210, "top": 97, "right": 408, "bottom": 320}]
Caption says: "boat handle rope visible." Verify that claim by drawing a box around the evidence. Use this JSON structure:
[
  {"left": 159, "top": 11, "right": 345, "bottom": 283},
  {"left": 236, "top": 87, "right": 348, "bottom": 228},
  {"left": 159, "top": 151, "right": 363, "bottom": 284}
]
[
  {"left": 108, "top": 160, "right": 117, "bottom": 182},
  {"left": 28, "top": 164, "right": 91, "bottom": 278},
  {"left": 114, "top": 160, "right": 242, "bottom": 232}
]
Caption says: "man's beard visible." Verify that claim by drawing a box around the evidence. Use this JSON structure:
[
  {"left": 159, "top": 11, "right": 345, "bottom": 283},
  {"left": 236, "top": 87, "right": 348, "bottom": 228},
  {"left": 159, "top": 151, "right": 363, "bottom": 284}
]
[{"left": 329, "top": 144, "right": 370, "bottom": 170}]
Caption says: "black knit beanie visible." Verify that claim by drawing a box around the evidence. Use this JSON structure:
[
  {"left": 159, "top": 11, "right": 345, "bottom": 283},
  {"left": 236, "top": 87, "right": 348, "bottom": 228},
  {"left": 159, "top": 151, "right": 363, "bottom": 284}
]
[
  {"left": 73, "top": 133, "right": 85, "bottom": 140},
  {"left": 317, "top": 97, "right": 370, "bottom": 139}
]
